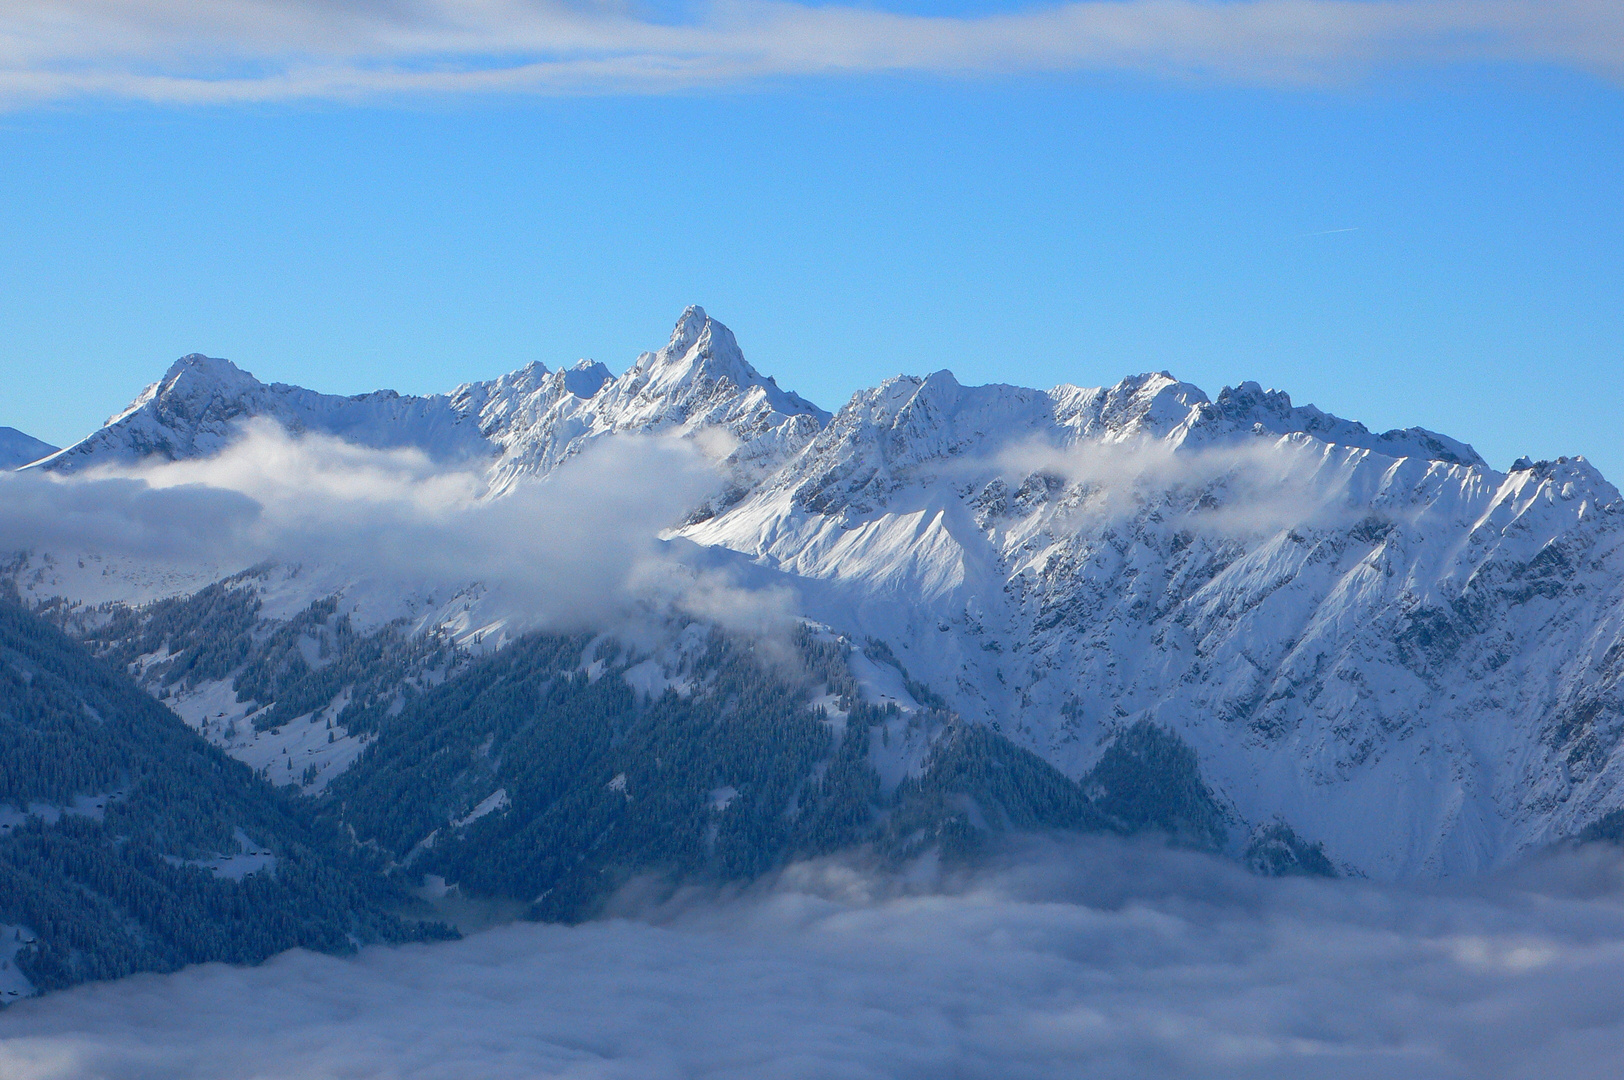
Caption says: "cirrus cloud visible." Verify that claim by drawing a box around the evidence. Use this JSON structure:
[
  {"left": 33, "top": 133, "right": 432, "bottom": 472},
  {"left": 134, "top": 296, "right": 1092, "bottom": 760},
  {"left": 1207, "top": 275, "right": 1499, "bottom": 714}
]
[{"left": 0, "top": 0, "right": 1620, "bottom": 106}]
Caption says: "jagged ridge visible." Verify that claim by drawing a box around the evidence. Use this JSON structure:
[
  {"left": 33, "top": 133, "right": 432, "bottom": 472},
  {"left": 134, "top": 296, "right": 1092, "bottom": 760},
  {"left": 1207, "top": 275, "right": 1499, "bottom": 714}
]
[{"left": 16, "top": 307, "right": 1624, "bottom": 881}]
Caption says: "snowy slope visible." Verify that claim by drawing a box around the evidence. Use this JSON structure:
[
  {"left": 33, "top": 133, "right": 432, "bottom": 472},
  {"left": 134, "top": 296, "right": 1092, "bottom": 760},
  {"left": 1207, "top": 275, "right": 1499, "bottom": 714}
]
[
  {"left": 0, "top": 427, "right": 58, "bottom": 470},
  {"left": 15, "top": 309, "right": 1624, "bottom": 880},
  {"left": 31, "top": 354, "right": 498, "bottom": 471},
  {"left": 683, "top": 369, "right": 1621, "bottom": 877}
]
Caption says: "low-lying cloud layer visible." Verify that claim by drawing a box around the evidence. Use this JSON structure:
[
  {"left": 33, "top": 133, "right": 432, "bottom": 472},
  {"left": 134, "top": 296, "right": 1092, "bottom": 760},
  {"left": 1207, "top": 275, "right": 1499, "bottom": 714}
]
[
  {"left": 5, "top": 835, "right": 1624, "bottom": 1078},
  {"left": 0, "top": 419, "right": 797, "bottom": 639},
  {"left": 2, "top": 0, "right": 1620, "bottom": 105}
]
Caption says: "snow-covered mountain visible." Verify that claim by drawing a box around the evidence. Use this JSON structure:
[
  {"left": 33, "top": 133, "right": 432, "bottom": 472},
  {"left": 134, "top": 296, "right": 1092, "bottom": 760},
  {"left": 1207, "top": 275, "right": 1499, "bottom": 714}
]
[
  {"left": 32, "top": 307, "right": 827, "bottom": 500},
  {"left": 683, "top": 369, "right": 1624, "bottom": 877},
  {"left": 0, "top": 427, "right": 58, "bottom": 470},
  {"left": 16, "top": 308, "right": 1624, "bottom": 880}
]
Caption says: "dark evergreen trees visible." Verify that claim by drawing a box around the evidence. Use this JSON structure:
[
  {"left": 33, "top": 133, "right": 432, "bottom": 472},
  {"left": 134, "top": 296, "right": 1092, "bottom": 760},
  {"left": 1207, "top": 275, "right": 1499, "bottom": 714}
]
[{"left": 0, "top": 599, "right": 451, "bottom": 996}]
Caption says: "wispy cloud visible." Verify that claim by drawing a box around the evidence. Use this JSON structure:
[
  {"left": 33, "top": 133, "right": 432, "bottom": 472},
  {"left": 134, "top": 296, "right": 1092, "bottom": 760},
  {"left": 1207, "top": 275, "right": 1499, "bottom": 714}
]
[
  {"left": 1, "top": 0, "right": 1620, "bottom": 105},
  {"left": 985, "top": 432, "right": 1380, "bottom": 538}
]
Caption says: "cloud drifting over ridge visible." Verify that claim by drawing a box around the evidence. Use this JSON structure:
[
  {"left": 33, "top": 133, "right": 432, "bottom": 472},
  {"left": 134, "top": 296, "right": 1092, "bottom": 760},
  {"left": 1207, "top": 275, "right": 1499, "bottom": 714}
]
[
  {"left": 0, "top": 0, "right": 1620, "bottom": 105},
  {"left": 985, "top": 432, "right": 1395, "bottom": 538},
  {"left": 6, "top": 836, "right": 1624, "bottom": 1079},
  {"left": 0, "top": 419, "right": 798, "bottom": 638}
]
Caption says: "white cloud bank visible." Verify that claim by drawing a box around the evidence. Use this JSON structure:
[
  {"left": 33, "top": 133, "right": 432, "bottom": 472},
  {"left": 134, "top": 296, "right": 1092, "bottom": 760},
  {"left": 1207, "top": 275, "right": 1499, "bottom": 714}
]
[
  {"left": 1, "top": 0, "right": 1620, "bottom": 105},
  {"left": 0, "top": 419, "right": 798, "bottom": 639},
  {"left": 5, "top": 836, "right": 1624, "bottom": 1078}
]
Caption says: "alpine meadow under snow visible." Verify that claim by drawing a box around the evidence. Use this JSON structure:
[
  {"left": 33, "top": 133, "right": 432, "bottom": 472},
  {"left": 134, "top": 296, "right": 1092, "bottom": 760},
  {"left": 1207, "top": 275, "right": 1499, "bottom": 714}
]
[{"left": 5, "top": 307, "right": 1624, "bottom": 1076}]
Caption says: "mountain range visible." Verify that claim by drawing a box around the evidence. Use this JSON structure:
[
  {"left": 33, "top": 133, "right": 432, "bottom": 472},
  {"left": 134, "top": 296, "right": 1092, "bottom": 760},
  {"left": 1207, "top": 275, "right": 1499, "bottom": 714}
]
[{"left": 10, "top": 306, "right": 1624, "bottom": 888}]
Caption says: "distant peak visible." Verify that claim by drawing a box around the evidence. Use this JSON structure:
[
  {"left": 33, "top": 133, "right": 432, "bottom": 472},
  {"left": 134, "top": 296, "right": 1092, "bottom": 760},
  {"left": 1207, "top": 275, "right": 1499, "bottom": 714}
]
[
  {"left": 658, "top": 305, "right": 715, "bottom": 360},
  {"left": 0, "top": 426, "right": 60, "bottom": 470},
  {"left": 494, "top": 360, "right": 552, "bottom": 392},
  {"left": 615, "top": 307, "right": 827, "bottom": 423},
  {"left": 638, "top": 306, "right": 747, "bottom": 380},
  {"left": 156, "top": 354, "right": 263, "bottom": 400},
  {"left": 1074, "top": 371, "right": 1208, "bottom": 435},
  {"left": 1216, "top": 380, "right": 1288, "bottom": 411},
  {"left": 563, "top": 360, "right": 612, "bottom": 399},
  {"left": 1209, "top": 379, "right": 1484, "bottom": 467},
  {"left": 164, "top": 353, "right": 248, "bottom": 379},
  {"left": 1102, "top": 371, "right": 1204, "bottom": 403}
]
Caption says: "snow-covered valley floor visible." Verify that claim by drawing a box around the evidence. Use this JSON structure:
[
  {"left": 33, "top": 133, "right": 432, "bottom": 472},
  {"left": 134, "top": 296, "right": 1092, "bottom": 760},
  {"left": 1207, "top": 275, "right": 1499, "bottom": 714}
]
[{"left": 5, "top": 835, "right": 1624, "bottom": 1080}]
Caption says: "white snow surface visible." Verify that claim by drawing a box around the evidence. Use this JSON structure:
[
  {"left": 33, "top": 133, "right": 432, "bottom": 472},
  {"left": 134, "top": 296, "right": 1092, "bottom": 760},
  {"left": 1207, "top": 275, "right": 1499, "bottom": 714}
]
[
  {"left": 0, "top": 923, "right": 38, "bottom": 1002},
  {"left": 168, "top": 678, "right": 370, "bottom": 794},
  {"left": 452, "top": 789, "right": 509, "bottom": 828},
  {"left": 0, "top": 428, "right": 57, "bottom": 472},
  {"left": 165, "top": 828, "right": 276, "bottom": 882},
  {"left": 0, "top": 792, "right": 121, "bottom": 836},
  {"left": 5, "top": 550, "right": 226, "bottom": 609},
  {"left": 17, "top": 307, "right": 1624, "bottom": 879}
]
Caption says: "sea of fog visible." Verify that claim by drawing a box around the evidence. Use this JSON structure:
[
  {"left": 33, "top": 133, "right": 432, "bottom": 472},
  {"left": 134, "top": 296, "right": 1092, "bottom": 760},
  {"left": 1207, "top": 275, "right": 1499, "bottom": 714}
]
[{"left": 5, "top": 835, "right": 1624, "bottom": 1080}]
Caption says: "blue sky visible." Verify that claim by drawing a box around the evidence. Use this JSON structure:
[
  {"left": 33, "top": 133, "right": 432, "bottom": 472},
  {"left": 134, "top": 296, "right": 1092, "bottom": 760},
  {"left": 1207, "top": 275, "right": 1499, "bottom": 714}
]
[{"left": 0, "top": 0, "right": 1620, "bottom": 476}]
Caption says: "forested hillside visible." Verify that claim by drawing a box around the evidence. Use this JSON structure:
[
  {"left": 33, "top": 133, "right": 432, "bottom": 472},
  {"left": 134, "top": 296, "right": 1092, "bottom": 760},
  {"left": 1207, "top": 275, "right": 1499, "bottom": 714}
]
[
  {"left": 324, "top": 625, "right": 1311, "bottom": 923},
  {"left": 0, "top": 598, "right": 451, "bottom": 999},
  {"left": 1, "top": 574, "right": 1333, "bottom": 1000}
]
